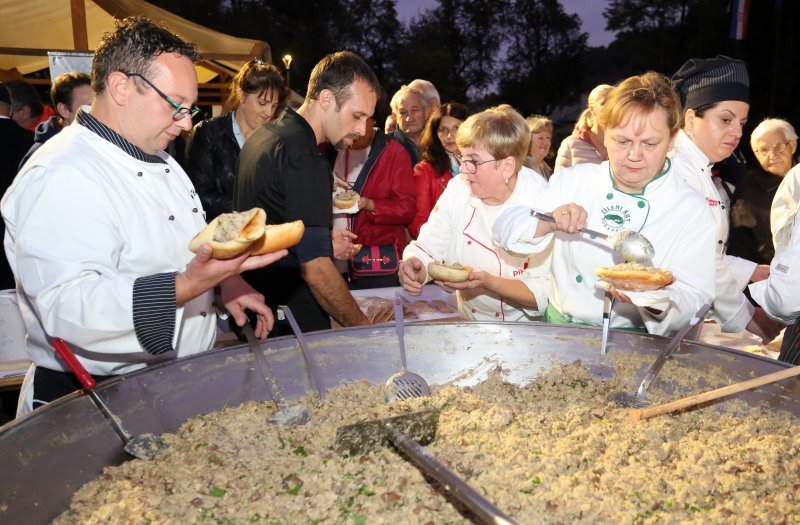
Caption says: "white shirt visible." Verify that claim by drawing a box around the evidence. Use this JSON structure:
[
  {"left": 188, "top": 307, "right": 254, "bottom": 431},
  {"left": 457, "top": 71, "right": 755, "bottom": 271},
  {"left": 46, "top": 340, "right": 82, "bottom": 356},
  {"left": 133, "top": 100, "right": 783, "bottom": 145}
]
[
  {"left": 749, "top": 165, "right": 800, "bottom": 324},
  {"left": 1, "top": 116, "right": 215, "bottom": 377},
  {"left": 495, "top": 161, "right": 715, "bottom": 336},
  {"left": 403, "top": 167, "right": 551, "bottom": 321},
  {"left": 670, "top": 130, "right": 756, "bottom": 332}
]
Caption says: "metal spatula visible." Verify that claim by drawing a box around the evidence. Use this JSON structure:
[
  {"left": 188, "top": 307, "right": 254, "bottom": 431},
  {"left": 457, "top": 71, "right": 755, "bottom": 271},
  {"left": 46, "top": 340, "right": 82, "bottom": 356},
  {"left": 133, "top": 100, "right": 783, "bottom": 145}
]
[
  {"left": 609, "top": 303, "right": 712, "bottom": 408},
  {"left": 384, "top": 293, "right": 430, "bottom": 402},
  {"left": 334, "top": 411, "right": 518, "bottom": 524},
  {"left": 242, "top": 324, "right": 309, "bottom": 426},
  {"left": 50, "top": 338, "right": 166, "bottom": 460}
]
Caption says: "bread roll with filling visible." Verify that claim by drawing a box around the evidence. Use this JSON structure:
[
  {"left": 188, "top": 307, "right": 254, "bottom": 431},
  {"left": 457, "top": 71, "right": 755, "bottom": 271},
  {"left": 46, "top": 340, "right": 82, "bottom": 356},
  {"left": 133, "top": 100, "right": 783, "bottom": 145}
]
[
  {"left": 333, "top": 190, "right": 359, "bottom": 209},
  {"left": 189, "top": 208, "right": 267, "bottom": 259},
  {"left": 427, "top": 261, "right": 473, "bottom": 283},
  {"left": 595, "top": 262, "right": 674, "bottom": 292}
]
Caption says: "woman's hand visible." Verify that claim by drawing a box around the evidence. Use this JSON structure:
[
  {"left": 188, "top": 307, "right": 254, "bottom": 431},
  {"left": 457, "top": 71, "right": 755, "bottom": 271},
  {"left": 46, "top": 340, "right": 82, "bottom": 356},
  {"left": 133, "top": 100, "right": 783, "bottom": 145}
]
[
  {"left": 398, "top": 258, "right": 426, "bottom": 295},
  {"left": 550, "top": 204, "right": 588, "bottom": 233},
  {"left": 332, "top": 228, "right": 359, "bottom": 261},
  {"left": 434, "top": 270, "right": 491, "bottom": 292}
]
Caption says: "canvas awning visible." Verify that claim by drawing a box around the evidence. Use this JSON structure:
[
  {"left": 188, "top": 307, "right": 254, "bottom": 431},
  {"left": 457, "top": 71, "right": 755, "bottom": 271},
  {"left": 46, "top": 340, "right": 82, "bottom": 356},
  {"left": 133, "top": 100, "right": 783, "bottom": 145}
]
[{"left": 0, "top": 0, "right": 269, "bottom": 84}]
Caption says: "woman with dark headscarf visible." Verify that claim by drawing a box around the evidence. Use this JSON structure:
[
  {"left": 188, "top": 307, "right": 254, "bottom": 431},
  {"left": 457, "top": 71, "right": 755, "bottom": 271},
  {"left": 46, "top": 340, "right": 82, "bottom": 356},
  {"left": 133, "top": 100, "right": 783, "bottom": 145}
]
[
  {"left": 408, "top": 102, "right": 470, "bottom": 238},
  {"left": 185, "top": 59, "right": 285, "bottom": 221},
  {"left": 670, "top": 55, "right": 782, "bottom": 343}
]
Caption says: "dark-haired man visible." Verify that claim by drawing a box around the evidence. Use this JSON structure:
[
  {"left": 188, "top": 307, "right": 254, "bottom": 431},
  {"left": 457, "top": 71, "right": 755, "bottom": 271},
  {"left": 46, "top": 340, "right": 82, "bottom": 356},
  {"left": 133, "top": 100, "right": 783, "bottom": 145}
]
[
  {"left": 2, "top": 16, "right": 284, "bottom": 414},
  {"left": 235, "top": 51, "right": 381, "bottom": 334},
  {"left": 19, "top": 72, "right": 93, "bottom": 169}
]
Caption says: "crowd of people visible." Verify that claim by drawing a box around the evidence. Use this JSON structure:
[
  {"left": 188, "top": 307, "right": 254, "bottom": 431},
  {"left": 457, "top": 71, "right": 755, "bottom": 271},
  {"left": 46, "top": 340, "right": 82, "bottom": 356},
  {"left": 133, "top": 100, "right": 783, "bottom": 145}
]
[{"left": 1, "top": 15, "right": 798, "bottom": 416}]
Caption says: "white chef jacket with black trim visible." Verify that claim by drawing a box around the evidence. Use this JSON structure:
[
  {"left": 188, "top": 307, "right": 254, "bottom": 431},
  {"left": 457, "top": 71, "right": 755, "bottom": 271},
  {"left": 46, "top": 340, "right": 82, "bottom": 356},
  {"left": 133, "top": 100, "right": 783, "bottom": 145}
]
[
  {"left": 403, "top": 167, "right": 551, "bottom": 321},
  {"left": 670, "top": 131, "right": 756, "bottom": 332},
  {"left": 498, "top": 161, "right": 715, "bottom": 336},
  {"left": 1, "top": 109, "right": 215, "bottom": 377}
]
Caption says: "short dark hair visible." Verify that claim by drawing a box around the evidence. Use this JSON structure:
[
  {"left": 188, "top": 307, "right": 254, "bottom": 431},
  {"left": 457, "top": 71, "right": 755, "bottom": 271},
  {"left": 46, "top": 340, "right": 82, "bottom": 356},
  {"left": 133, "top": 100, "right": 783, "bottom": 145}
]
[
  {"left": 92, "top": 16, "right": 200, "bottom": 93},
  {"left": 224, "top": 59, "right": 286, "bottom": 113},
  {"left": 305, "top": 51, "right": 380, "bottom": 108},
  {"left": 421, "top": 102, "right": 470, "bottom": 174},
  {"left": 5, "top": 80, "right": 43, "bottom": 118},
  {"left": 51, "top": 72, "right": 91, "bottom": 113}
]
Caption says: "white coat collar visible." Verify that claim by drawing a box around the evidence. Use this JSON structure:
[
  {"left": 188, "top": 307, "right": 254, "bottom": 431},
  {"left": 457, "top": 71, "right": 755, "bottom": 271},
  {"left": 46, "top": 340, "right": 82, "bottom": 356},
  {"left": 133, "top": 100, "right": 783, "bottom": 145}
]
[{"left": 675, "top": 130, "right": 712, "bottom": 170}]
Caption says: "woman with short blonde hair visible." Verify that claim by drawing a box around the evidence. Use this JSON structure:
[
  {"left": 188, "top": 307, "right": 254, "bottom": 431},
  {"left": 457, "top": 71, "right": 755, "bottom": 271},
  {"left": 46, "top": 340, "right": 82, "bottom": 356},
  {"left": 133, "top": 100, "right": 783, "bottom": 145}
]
[{"left": 401, "top": 105, "right": 551, "bottom": 322}]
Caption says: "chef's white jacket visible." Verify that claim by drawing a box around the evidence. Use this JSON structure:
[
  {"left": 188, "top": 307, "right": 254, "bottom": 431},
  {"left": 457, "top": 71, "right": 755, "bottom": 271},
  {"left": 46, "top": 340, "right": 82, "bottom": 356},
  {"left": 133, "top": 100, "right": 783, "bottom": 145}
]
[
  {"left": 403, "top": 167, "right": 551, "bottom": 321},
  {"left": 670, "top": 131, "right": 756, "bottom": 332},
  {"left": 750, "top": 169, "right": 800, "bottom": 324},
  {"left": 495, "top": 161, "right": 715, "bottom": 335},
  {"left": 771, "top": 163, "right": 800, "bottom": 251},
  {"left": 2, "top": 120, "right": 215, "bottom": 377}
]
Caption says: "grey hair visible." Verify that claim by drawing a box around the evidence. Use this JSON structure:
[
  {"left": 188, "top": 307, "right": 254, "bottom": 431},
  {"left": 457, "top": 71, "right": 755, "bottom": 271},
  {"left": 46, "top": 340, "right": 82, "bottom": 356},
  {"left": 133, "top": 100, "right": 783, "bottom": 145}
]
[
  {"left": 751, "top": 118, "right": 798, "bottom": 151},
  {"left": 390, "top": 84, "right": 429, "bottom": 115},
  {"left": 408, "top": 79, "right": 440, "bottom": 105}
]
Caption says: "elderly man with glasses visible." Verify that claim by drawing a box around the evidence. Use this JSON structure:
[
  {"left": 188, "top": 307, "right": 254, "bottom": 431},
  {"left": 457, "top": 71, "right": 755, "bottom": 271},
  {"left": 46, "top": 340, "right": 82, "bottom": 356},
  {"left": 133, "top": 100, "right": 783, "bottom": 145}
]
[
  {"left": 728, "top": 119, "right": 798, "bottom": 265},
  {"left": 1, "top": 16, "right": 285, "bottom": 414}
]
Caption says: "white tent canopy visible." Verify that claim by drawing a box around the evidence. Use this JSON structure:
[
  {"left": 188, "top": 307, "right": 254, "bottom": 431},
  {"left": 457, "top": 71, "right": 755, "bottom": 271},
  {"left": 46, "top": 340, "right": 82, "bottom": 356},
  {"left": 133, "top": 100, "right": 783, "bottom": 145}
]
[{"left": 0, "top": 0, "right": 269, "bottom": 83}]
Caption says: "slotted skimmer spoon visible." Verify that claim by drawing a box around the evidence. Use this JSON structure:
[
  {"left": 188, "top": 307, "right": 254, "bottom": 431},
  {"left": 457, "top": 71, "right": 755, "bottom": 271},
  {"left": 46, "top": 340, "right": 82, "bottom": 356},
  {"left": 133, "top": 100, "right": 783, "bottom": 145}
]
[
  {"left": 608, "top": 303, "right": 712, "bottom": 408},
  {"left": 384, "top": 292, "right": 431, "bottom": 402},
  {"left": 50, "top": 338, "right": 166, "bottom": 460},
  {"left": 242, "top": 323, "right": 309, "bottom": 426},
  {"left": 530, "top": 210, "right": 655, "bottom": 263}
]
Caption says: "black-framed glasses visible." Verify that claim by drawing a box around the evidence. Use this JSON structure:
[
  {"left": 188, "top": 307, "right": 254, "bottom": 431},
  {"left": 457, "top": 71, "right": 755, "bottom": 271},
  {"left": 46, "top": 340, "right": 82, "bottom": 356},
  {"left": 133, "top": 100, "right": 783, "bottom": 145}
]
[
  {"left": 124, "top": 72, "right": 200, "bottom": 121},
  {"left": 756, "top": 140, "right": 790, "bottom": 156},
  {"left": 460, "top": 157, "right": 497, "bottom": 174}
]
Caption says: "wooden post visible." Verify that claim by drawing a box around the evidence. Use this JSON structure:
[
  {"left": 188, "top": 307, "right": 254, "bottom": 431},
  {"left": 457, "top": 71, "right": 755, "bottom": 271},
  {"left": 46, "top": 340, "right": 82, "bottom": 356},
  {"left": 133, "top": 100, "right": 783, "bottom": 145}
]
[{"left": 70, "top": 0, "right": 89, "bottom": 51}]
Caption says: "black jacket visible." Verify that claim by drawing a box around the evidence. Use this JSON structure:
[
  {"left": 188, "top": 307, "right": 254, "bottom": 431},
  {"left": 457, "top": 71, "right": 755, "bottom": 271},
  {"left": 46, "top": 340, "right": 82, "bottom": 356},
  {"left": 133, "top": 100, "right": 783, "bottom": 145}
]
[
  {"left": 728, "top": 167, "right": 784, "bottom": 265},
  {"left": 184, "top": 114, "right": 240, "bottom": 221}
]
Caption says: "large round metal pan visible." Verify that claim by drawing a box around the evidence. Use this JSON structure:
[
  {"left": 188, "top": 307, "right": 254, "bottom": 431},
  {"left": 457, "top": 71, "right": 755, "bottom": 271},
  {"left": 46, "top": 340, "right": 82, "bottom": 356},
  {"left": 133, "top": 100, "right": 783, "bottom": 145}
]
[{"left": 0, "top": 321, "right": 797, "bottom": 524}]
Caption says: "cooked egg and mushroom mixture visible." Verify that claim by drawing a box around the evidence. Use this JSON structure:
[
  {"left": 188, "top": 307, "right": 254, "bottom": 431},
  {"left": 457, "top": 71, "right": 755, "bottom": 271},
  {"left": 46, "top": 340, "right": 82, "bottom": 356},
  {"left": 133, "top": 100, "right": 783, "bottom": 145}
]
[{"left": 56, "top": 361, "right": 800, "bottom": 524}]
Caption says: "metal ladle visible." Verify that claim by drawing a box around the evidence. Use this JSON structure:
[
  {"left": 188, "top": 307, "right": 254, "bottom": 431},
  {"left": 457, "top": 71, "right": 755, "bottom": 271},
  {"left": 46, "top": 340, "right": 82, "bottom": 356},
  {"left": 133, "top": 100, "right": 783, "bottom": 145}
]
[
  {"left": 608, "top": 303, "right": 712, "bottom": 408},
  {"left": 384, "top": 292, "right": 431, "bottom": 402},
  {"left": 530, "top": 210, "right": 655, "bottom": 263}
]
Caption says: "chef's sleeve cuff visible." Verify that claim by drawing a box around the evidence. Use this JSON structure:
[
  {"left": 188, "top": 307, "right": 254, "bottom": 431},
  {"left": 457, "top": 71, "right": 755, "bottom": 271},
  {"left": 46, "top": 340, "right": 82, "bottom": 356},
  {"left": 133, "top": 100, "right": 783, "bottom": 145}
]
[{"left": 133, "top": 272, "right": 177, "bottom": 355}]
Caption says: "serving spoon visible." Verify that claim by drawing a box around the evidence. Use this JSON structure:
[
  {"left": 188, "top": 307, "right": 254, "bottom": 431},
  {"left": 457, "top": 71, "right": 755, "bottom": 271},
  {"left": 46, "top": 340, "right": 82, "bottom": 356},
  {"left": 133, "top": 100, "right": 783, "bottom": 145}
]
[{"left": 530, "top": 210, "right": 655, "bottom": 263}]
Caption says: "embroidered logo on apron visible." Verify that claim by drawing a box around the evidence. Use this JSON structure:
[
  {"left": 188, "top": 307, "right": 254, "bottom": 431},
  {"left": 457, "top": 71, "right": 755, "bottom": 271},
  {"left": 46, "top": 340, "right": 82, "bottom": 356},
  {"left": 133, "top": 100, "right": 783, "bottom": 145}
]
[{"left": 600, "top": 204, "right": 632, "bottom": 232}]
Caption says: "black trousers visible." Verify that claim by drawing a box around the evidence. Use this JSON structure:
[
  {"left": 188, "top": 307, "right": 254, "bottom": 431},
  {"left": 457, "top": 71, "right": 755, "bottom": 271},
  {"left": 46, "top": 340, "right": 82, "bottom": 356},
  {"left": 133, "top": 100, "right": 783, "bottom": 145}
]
[
  {"left": 779, "top": 317, "right": 800, "bottom": 365},
  {"left": 32, "top": 366, "right": 113, "bottom": 409}
]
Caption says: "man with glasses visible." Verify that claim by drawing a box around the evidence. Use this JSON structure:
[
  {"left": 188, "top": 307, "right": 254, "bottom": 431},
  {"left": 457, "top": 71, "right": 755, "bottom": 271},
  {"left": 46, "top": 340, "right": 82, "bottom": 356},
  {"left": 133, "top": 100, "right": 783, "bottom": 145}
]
[{"left": 2, "top": 16, "right": 284, "bottom": 414}]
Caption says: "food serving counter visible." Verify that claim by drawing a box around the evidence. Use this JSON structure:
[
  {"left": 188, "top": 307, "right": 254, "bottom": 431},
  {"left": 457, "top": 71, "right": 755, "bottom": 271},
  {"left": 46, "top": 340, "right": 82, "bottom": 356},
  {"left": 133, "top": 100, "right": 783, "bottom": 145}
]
[{"left": 0, "top": 321, "right": 798, "bottom": 523}]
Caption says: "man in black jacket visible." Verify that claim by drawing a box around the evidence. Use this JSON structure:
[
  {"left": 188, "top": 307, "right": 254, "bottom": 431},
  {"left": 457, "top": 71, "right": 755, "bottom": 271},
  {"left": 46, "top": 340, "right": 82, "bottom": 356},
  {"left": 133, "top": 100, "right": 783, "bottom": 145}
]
[{"left": 0, "top": 83, "right": 33, "bottom": 289}]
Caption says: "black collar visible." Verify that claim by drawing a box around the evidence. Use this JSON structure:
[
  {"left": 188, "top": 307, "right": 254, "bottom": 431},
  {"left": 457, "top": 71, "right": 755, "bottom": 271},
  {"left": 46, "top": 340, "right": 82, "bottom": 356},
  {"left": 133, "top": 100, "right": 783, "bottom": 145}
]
[{"left": 76, "top": 109, "right": 167, "bottom": 164}]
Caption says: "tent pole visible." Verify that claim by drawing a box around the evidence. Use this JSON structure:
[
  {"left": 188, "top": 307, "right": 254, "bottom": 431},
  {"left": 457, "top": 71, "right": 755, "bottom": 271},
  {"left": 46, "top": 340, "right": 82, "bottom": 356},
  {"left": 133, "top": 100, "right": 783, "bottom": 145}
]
[{"left": 70, "top": 0, "right": 90, "bottom": 51}]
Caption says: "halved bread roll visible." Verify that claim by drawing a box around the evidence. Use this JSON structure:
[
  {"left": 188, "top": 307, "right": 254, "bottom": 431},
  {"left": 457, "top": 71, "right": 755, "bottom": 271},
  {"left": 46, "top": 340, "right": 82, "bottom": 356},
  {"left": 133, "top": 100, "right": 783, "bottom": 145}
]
[
  {"left": 427, "top": 261, "right": 473, "bottom": 283},
  {"left": 249, "top": 220, "right": 305, "bottom": 254},
  {"left": 595, "top": 262, "right": 674, "bottom": 292},
  {"left": 189, "top": 208, "right": 267, "bottom": 259},
  {"left": 333, "top": 190, "right": 360, "bottom": 209}
]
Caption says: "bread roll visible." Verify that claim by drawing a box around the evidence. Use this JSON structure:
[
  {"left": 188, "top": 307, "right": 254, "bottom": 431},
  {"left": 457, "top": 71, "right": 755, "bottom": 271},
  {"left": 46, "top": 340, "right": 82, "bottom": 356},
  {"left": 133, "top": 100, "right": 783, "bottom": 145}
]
[
  {"left": 595, "top": 262, "right": 674, "bottom": 292},
  {"left": 249, "top": 220, "right": 305, "bottom": 254},
  {"left": 427, "top": 261, "right": 473, "bottom": 283},
  {"left": 333, "top": 190, "right": 359, "bottom": 209},
  {"left": 189, "top": 208, "right": 267, "bottom": 259}
]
